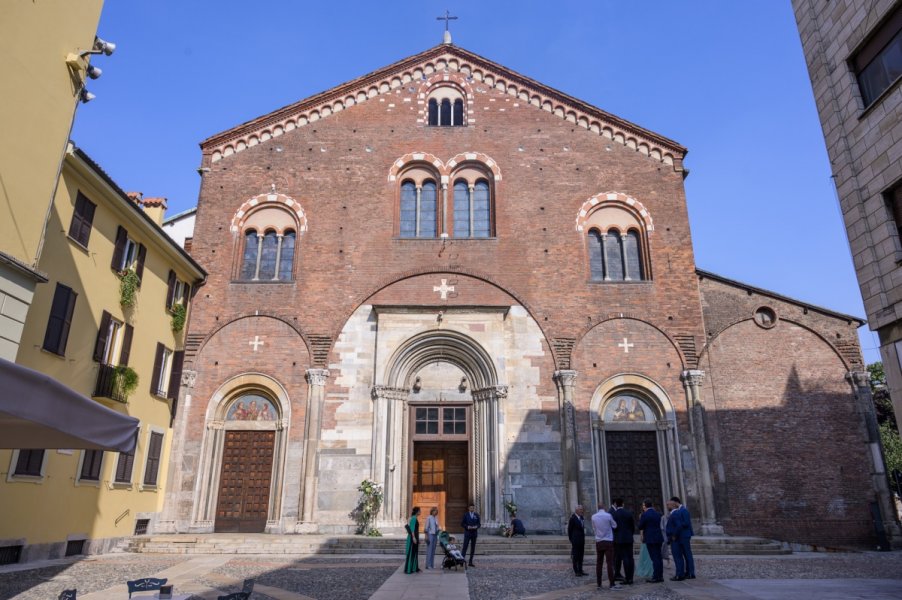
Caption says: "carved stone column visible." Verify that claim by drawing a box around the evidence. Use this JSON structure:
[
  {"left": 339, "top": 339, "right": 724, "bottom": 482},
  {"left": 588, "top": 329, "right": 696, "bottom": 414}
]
[
  {"left": 472, "top": 385, "right": 507, "bottom": 523},
  {"left": 846, "top": 371, "right": 901, "bottom": 548},
  {"left": 158, "top": 369, "right": 198, "bottom": 533},
  {"left": 554, "top": 370, "right": 580, "bottom": 513},
  {"left": 298, "top": 368, "right": 329, "bottom": 530},
  {"left": 680, "top": 369, "right": 723, "bottom": 535},
  {"left": 371, "top": 385, "right": 409, "bottom": 526}
]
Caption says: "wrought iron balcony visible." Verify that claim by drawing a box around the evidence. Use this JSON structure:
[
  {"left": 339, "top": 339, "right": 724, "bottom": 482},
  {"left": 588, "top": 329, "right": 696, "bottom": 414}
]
[{"left": 93, "top": 363, "right": 129, "bottom": 403}]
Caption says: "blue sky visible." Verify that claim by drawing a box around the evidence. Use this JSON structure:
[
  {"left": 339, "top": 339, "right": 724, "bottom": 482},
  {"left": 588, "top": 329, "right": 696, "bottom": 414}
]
[{"left": 71, "top": 1, "right": 881, "bottom": 363}]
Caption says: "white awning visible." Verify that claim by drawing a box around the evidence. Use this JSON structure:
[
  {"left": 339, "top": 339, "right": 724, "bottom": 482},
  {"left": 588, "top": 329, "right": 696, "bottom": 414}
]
[{"left": 0, "top": 357, "right": 138, "bottom": 452}]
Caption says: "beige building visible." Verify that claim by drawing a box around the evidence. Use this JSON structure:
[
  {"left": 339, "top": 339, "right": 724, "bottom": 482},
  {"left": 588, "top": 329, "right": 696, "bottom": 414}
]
[
  {"left": 0, "top": 0, "right": 106, "bottom": 360},
  {"left": 794, "top": 1, "right": 902, "bottom": 426},
  {"left": 0, "top": 143, "right": 205, "bottom": 563}
]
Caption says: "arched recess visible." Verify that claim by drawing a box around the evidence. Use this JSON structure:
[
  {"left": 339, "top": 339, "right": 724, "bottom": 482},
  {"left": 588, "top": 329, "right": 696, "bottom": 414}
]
[
  {"left": 588, "top": 373, "right": 683, "bottom": 513},
  {"left": 193, "top": 373, "right": 292, "bottom": 533},
  {"left": 371, "top": 329, "right": 508, "bottom": 527}
]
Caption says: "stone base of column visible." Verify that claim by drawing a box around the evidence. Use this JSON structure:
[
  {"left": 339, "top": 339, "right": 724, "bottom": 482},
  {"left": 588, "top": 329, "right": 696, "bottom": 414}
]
[
  {"left": 700, "top": 523, "right": 725, "bottom": 536},
  {"left": 295, "top": 522, "right": 319, "bottom": 534}
]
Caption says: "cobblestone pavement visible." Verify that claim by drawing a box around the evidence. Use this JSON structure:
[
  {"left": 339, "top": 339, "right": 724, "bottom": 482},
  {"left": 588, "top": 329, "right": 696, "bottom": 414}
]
[{"left": 0, "top": 552, "right": 901, "bottom": 600}]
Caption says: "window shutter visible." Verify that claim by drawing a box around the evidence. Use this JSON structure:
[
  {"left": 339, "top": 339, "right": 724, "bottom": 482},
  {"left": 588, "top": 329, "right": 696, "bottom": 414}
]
[
  {"left": 150, "top": 343, "right": 164, "bottom": 395},
  {"left": 111, "top": 226, "right": 128, "bottom": 270},
  {"left": 115, "top": 451, "right": 135, "bottom": 483},
  {"left": 166, "top": 270, "right": 176, "bottom": 309},
  {"left": 119, "top": 323, "right": 134, "bottom": 366},
  {"left": 144, "top": 432, "right": 163, "bottom": 486},
  {"left": 167, "top": 350, "right": 184, "bottom": 401},
  {"left": 80, "top": 450, "right": 103, "bottom": 481},
  {"left": 43, "top": 284, "right": 77, "bottom": 355},
  {"left": 93, "top": 311, "right": 112, "bottom": 363},
  {"left": 15, "top": 449, "right": 44, "bottom": 476},
  {"left": 68, "top": 193, "right": 96, "bottom": 247},
  {"left": 135, "top": 243, "right": 147, "bottom": 283}
]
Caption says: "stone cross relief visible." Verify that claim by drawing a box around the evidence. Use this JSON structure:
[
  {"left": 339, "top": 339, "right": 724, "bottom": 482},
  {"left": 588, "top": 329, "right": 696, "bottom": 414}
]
[
  {"left": 618, "top": 337, "right": 634, "bottom": 353},
  {"left": 433, "top": 279, "right": 455, "bottom": 300},
  {"left": 249, "top": 335, "right": 265, "bottom": 352}
]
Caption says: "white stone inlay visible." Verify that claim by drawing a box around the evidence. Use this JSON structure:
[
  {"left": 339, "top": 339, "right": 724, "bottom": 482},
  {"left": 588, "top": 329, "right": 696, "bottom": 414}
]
[
  {"left": 618, "top": 337, "right": 634, "bottom": 354},
  {"left": 249, "top": 336, "right": 265, "bottom": 352},
  {"left": 433, "top": 279, "right": 455, "bottom": 300}
]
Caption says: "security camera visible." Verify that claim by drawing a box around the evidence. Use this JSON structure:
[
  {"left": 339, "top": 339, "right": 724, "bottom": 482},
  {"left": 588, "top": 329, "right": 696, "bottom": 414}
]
[
  {"left": 79, "top": 88, "right": 96, "bottom": 103},
  {"left": 93, "top": 37, "right": 116, "bottom": 56},
  {"left": 86, "top": 64, "right": 102, "bottom": 80}
]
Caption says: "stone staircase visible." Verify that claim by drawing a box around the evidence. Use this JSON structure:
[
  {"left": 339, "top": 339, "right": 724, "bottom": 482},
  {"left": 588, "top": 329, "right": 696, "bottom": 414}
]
[{"left": 121, "top": 534, "right": 790, "bottom": 556}]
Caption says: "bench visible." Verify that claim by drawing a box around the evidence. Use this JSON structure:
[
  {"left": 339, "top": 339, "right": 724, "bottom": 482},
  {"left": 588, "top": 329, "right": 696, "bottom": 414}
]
[
  {"left": 58, "top": 591, "right": 76, "bottom": 600},
  {"left": 126, "top": 578, "right": 168, "bottom": 598}
]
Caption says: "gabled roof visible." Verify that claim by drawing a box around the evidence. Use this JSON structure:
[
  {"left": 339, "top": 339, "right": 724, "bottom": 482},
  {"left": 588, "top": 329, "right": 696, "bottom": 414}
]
[{"left": 201, "top": 44, "right": 687, "bottom": 170}]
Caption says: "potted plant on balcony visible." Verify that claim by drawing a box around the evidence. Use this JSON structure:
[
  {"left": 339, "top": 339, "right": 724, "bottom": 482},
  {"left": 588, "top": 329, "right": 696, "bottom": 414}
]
[
  {"left": 113, "top": 365, "right": 139, "bottom": 400},
  {"left": 170, "top": 301, "right": 187, "bottom": 332},
  {"left": 119, "top": 268, "right": 140, "bottom": 308}
]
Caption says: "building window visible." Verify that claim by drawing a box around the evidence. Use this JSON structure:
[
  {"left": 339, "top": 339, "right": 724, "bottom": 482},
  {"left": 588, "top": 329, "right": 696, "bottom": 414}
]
[
  {"left": 237, "top": 207, "right": 299, "bottom": 281},
  {"left": 885, "top": 184, "right": 902, "bottom": 244},
  {"left": 400, "top": 179, "right": 438, "bottom": 238},
  {"left": 143, "top": 431, "right": 164, "bottom": 486},
  {"left": 426, "top": 86, "right": 466, "bottom": 127},
  {"left": 79, "top": 450, "right": 103, "bottom": 482},
  {"left": 43, "top": 283, "right": 77, "bottom": 356},
  {"left": 853, "top": 6, "right": 902, "bottom": 107},
  {"left": 150, "top": 343, "right": 173, "bottom": 398},
  {"left": 93, "top": 311, "right": 132, "bottom": 366},
  {"left": 68, "top": 192, "right": 96, "bottom": 248},
  {"left": 413, "top": 405, "right": 469, "bottom": 440},
  {"left": 115, "top": 450, "right": 135, "bottom": 484},
  {"left": 14, "top": 449, "right": 45, "bottom": 477},
  {"left": 588, "top": 228, "right": 646, "bottom": 282},
  {"left": 111, "top": 226, "right": 147, "bottom": 282},
  {"left": 166, "top": 271, "right": 191, "bottom": 311}
]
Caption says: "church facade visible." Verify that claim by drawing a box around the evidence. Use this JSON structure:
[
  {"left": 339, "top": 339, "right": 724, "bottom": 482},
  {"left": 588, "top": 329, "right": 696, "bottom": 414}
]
[{"left": 158, "top": 42, "right": 897, "bottom": 548}]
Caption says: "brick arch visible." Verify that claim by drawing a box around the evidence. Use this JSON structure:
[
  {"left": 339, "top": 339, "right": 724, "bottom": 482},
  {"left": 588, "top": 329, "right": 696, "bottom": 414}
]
[
  {"left": 387, "top": 152, "right": 444, "bottom": 182},
  {"left": 575, "top": 192, "right": 654, "bottom": 233},
  {"left": 697, "top": 316, "right": 853, "bottom": 372},
  {"left": 573, "top": 315, "right": 689, "bottom": 371},
  {"left": 193, "top": 313, "right": 313, "bottom": 363},
  {"left": 447, "top": 151, "right": 502, "bottom": 182},
  {"left": 229, "top": 191, "right": 309, "bottom": 234}
]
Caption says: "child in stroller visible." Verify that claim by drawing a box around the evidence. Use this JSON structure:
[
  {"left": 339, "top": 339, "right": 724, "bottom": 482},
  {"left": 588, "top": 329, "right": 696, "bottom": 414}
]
[{"left": 438, "top": 531, "right": 467, "bottom": 571}]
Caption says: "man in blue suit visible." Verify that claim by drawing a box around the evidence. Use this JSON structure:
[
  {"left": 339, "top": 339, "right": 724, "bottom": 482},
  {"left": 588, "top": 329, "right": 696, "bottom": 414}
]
[
  {"left": 611, "top": 498, "right": 635, "bottom": 585},
  {"left": 637, "top": 498, "right": 664, "bottom": 583},
  {"left": 665, "top": 496, "right": 695, "bottom": 581},
  {"left": 461, "top": 504, "right": 481, "bottom": 567}
]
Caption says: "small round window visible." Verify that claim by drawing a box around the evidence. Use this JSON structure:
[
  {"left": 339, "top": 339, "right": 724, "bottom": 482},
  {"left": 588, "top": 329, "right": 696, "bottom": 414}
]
[{"left": 753, "top": 306, "right": 777, "bottom": 329}]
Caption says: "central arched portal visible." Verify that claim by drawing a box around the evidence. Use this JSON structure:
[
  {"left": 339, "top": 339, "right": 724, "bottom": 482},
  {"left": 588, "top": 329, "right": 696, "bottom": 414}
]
[{"left": 372, "top": 329, "right": 506, "bottom": 531}]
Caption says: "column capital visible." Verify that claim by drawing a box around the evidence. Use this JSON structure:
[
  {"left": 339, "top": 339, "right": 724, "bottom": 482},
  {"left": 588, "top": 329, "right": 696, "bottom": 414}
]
[
  {"left": 371, "top": 385, "right": 409, "bottom": 402},
  {"left": 846, "top": 370, "right": 869, "bottom": 388},
  {"left": 471, "top": 385, "right": 508, "bottom": 402},
  {"left": 181, "top": 370, "right": 198, "bottom": 389},
  {"left": 553, "top": 370, "right": 578, "bottom": 387},
  {"left": 680, "top": 369, "right": 705, "bottom": 387},
  {"left": 305, "top": 368, "right": 330, "bottom": 386}
]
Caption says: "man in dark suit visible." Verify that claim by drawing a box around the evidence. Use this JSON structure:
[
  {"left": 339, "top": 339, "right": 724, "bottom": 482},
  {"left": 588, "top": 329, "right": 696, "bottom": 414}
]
[
  {"left": 638, "top": 497, "right": 664, "bottom": 583},
  {"left": 665, "top": 496, "right": 695, "bottom": 581},
  {"left": 611, "top": 498, "right": 635, "bottom": 585},
  {"left": 567, "top": 504, "right": 587, "bottom": 576},
  {"left": 460, "top": 503, "right": 481, "bottom": 567}
]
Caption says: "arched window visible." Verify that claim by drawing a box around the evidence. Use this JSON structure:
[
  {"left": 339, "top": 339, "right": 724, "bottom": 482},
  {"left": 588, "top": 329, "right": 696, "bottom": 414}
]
[
  {"left": 236, "top": 205, "right": 301, "bottom": 281},
  {"left": 588, "top": 229, "right": 604, "bottom": 281},
  {"left": 240, "top": 230, "right": 259, "bottom": 280},
  {"left": 278, "top": 230, "right": 296, "bottom": 280},
  {"left": 453, "top": 180, "right": 470, "bottom": 237},
  {"left": 426, "top": 87, "right": 466, "bottom": 127},
  {"left": 624, "top": 230, "right": 643, "bottom": 280},
  {"left": 449, "top": 173, "right": 493, "bottom": 238},
  {"left": 400, "top": 178, "right": 438, "bottom": 238},
  {"left": 583, "top": 201, "right": 650, "bottom": 282},
  {"left": 473, "top": 180, "right": 490, "bottom": 238}
]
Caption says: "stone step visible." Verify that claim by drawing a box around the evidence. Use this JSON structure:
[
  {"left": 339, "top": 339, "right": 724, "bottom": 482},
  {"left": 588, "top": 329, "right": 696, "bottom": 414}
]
[{"left": 123, "top": 534, "right": 790, "bottom": 556}]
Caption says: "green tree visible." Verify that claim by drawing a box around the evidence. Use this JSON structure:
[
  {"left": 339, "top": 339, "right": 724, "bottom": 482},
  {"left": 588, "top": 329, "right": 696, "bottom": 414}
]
[{"left": 867, "top": 362, "right": 902, "bottom": 475}]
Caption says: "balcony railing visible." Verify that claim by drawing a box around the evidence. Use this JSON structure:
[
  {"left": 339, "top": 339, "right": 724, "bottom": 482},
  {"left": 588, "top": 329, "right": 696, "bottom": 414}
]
[{"left": 93, "top": 363, "right": 128, "bottom": 403}]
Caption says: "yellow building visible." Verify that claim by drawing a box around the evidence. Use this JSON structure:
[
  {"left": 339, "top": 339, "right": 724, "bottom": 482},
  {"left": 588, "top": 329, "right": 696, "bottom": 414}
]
[
  {"left": 0, "top": 143, "right": 206, "bottom": 563},
  {"left": 0, "top": 0, "right": 106, "bottom": 360}
]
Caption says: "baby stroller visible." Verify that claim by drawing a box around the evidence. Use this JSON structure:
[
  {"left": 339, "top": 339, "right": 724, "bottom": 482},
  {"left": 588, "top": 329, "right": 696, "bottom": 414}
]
[{"left": 438, "top": 531, "right": 467, "bottom": 571}]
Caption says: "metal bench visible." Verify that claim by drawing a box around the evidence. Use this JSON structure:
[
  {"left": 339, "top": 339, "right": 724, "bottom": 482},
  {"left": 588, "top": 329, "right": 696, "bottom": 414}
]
[
  {"left": 126, "top": 577, "right": 168, "bottom": 598},
  {"left": 216, "top": 578, "right": 254, "bottom": 600},
  {"left": 58, "top": 590, "right": 76, "bottom": 600}
]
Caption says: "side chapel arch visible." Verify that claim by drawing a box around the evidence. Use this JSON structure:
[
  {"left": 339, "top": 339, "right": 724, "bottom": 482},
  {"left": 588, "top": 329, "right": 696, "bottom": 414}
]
[
  {"left": 589, "top": 373, "right": 683, "bottom": 512},
  {"left": 371, "top": 329, "right": 508, "bottom": 527},
  {"left": 194, "top": 373, "right": 292, "bottom": 532}
]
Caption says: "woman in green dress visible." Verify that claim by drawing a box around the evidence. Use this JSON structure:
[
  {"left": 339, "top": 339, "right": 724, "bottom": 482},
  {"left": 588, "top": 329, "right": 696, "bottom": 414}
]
[{"left": 405, "top": 506, "right": 421, "bottom": 574}]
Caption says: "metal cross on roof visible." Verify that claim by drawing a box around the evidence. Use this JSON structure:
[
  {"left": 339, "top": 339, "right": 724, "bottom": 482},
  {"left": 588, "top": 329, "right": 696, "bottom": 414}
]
[{"left": 437, "top": 9, "right": 458, "bottom": 32}]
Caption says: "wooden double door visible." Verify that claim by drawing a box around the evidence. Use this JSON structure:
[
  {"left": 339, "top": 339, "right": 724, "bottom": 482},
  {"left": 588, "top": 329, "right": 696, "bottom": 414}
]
[
  {"left": 215, "top": 430, "right": 275, "bottom": 533},
  {"left": 605, "top": 430, "right": 663, "bottom": 516},
  {"left": 412, "top": 441, "right": 468, "bottom": 532}
]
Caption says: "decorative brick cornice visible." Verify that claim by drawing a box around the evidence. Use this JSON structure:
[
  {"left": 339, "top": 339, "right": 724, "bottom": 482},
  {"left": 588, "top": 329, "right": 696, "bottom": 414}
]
[{"left": 202, "top": 45, "right": 686, "bottom": 171}]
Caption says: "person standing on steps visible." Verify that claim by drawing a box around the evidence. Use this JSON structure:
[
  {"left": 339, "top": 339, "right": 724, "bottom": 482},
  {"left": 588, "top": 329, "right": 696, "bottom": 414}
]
[
  {"left": 612, "top": 498, "right": 636, "bottom": 585},
  {"left": 461, "top": 503, "right": 481, "bottom": 567},
  {"left": 665, "top": 496, "right": 695, "bottom": 581},
  {"left": 638, "top": 498, "right": 665, "bottom": 583},
  {"left": 567, "top": 504, "right": 588, "bottom": 576},
  {"left": 404, "top": 506, "right": 421, "bottom": 574}
]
